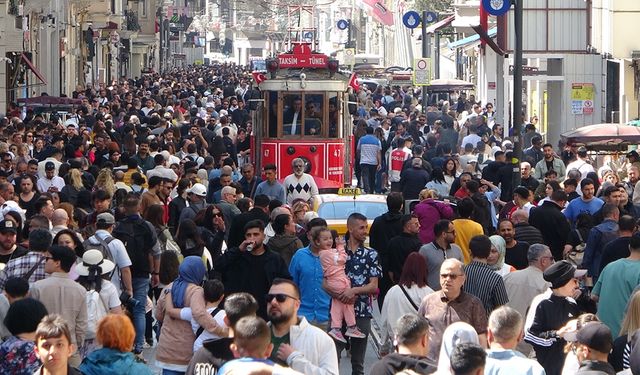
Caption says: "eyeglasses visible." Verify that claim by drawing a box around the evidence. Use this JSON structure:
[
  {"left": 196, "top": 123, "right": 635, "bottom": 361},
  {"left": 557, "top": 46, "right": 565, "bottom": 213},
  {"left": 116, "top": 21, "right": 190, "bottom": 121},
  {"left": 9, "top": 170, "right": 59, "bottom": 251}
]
[
  {"left": 265, "top": 293, "right": 298, "bottom": 303},
  {"left": 44, "top": 256, "right": 54, "bottom": 261},
  {"left": 440, "top": 273, "right": 463, "bottom": 280}
]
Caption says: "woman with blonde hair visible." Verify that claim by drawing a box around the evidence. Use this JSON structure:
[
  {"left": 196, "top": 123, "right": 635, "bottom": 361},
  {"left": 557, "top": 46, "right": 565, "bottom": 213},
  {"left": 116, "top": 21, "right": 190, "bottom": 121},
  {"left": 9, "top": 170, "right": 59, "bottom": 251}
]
[
  {"left": 79, "top": 315, "right": 153, "bottom": 374},
  {"left": 94, "top": 168, "right": 116, "bottom": 198},
  {"left": 61, "top": 168, "right": 86, "bottom": 205},
  {"left": 611, "top": 290, "right": 640, "bottom": 371}
]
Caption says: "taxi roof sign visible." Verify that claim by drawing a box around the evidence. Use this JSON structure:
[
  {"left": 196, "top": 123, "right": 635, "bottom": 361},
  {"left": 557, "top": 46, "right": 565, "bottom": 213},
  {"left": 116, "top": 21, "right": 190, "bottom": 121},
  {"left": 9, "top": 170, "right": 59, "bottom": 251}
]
[{"left": 338, "top": 188, "right": 361, "bottom": 195}]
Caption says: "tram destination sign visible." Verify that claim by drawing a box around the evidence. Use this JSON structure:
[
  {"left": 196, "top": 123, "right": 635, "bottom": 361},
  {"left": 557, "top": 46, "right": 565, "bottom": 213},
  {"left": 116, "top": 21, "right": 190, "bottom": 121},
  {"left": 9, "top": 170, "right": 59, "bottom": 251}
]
[{"left": 278, "top": 54, "right": 328, "bottom": 68}]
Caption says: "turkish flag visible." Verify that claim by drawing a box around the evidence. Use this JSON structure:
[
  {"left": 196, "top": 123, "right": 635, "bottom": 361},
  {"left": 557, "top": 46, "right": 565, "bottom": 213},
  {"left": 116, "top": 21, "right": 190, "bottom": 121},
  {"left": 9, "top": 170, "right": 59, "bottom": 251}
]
[
  {"left": 348, "top": 73, "right": 359, "bottom": 92},
  {"left": 252, "top": 72, "right": 267, "bottom": 85}
]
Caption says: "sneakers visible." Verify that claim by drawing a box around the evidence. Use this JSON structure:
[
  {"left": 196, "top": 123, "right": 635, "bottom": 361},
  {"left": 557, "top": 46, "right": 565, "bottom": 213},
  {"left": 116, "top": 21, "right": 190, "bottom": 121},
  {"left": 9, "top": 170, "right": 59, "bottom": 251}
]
[
  {"left": 133, "top": 352, "right": 147, "bottom": 364},
  {"left": 345, "top": 326, "right": 366, "bottom": 339},
  {"left": 328, "top": 328, "right": 347, "bottom": 343}
]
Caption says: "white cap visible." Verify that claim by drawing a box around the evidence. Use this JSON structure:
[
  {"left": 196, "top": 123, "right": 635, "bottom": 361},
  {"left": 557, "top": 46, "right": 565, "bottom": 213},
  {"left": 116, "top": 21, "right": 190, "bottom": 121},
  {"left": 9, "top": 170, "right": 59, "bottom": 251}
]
[{"left": 187, "top": 183, "right": 207, "bottom": 197}]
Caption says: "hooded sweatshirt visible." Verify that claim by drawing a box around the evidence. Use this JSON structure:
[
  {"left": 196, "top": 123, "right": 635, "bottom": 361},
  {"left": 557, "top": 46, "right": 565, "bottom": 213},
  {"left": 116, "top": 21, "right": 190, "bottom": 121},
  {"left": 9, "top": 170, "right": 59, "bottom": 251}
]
[{"left": 79, "top": 348, "right": 153, "bottom": 375}]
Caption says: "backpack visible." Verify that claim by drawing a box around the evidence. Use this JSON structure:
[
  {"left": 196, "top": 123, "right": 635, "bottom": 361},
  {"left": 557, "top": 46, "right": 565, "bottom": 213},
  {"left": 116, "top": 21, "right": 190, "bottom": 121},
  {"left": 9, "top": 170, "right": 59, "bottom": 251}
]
[
  {"left": 86, "top": 290, "right": 108, "bottom": 339},
  {"left": 112, "top": 217, "right": 155, "bottom": 276},
  {"left": 82, "top": 235, "right": 118, "bottom": 279}
]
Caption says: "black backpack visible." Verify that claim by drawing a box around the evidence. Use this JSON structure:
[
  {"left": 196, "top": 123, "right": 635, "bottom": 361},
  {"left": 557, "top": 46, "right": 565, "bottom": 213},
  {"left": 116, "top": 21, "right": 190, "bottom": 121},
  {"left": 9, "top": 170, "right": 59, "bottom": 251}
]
[{"left": 112, "top": 217, "right": 155, "bottom": 276}]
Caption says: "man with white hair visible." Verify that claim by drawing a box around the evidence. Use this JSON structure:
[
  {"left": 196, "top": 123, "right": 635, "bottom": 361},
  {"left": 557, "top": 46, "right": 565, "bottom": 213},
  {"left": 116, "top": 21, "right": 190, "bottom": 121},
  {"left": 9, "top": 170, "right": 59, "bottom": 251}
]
[
  {"left": 520, "top": 162, "right": 539, "bottom": 192},
  {"left": 283, "top": 158, "right": 318, "bottom": 206},
  {"left": 484, "top": 306, "right": 545, "bottom": 375},
  {"left": 218, "top": 185, "right": 241, "bottom": 239}
]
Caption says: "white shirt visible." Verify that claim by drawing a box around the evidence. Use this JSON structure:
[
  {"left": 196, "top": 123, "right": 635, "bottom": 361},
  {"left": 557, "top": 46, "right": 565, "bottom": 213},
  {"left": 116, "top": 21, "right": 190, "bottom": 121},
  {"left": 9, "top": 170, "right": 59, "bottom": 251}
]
[
  {"left": 37, "top": 175, "right": 65, "bottom": 193},
  {"left": 181, "top": 305, "right": 227, "bottom": 352}
]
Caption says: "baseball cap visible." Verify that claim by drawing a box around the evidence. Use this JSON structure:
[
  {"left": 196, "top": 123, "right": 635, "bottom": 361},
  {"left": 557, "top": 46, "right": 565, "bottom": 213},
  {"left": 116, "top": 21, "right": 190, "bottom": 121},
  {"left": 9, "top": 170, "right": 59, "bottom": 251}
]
[
  {"left": 572, "top": 322, "right": 613, "bottom": 354},
  {"left": 45, "top": 161, "right": 55, "bottom": 171},
  {"left": 628, "top": 150, "right": 639, "bottom": 159},
  {"left": 96, "top": 212, "right": 115, "bottom": 225},
  {"left": 0, "top": 220, "right": 17, "bottom": 234},
  {"left": 187, "top": 183, "right": 207, "bottom": 197}
]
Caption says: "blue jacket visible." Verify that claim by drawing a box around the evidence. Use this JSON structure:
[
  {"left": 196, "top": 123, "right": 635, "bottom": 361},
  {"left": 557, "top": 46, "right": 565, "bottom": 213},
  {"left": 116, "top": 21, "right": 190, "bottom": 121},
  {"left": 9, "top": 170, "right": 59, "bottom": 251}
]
[
  {"left": 79, "top": 348, "right": 153, "bottom": 375},
  {"left": 583, "top": 219, "right": 619, "bottom": 283}
]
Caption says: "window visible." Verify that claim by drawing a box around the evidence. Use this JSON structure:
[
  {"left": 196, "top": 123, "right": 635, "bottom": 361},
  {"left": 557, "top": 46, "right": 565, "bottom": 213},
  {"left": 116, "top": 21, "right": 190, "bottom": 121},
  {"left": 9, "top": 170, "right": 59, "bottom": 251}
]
[
  {"left": 139, "top": 0, "right": 147, "bottom": 17},
  {"left": 279, "top": 92, "right": 325, "bottom": 138},
  {"left": 317, "top": 201, "right": 387, "bottom": 220}
]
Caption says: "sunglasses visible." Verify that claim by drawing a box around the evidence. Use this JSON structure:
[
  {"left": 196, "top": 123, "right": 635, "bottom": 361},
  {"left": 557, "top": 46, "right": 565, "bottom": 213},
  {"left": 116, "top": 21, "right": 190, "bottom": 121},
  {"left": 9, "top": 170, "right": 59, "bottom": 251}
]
[{"left": 265, "top": 293, "right": 298, "bottom": 303}]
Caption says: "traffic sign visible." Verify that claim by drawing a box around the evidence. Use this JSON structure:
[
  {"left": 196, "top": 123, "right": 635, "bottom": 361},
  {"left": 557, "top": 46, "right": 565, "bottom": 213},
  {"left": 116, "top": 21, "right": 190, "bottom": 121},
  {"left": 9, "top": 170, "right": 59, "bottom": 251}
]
[
  {"left": 337, "top": 19, "right": 349, "bottom": 30},
  {"left": 402, "top": 11, "right": 421, "bottom": 29},
  {"left": 424, "top": 11, "right": 437, "bottom": 23},
  {"left": 413, "top": 58, "right": 431, "bottom": 86},
  {"left": 482, "top": 0, "right": 511, "bottom": 16}
]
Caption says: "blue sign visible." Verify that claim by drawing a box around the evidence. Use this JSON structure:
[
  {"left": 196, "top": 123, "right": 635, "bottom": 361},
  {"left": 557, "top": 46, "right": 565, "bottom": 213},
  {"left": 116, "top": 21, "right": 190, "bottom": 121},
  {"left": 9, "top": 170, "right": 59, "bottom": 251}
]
[
  {"left": 424, "top": 11, "right": 437, "bottom": 23},
  {"left": 402, "top": 11, "right": 421, "bottom": 29},
  {"left": 337, "top": 19, "right": 349, "bottom": 30},
  {"left": 482, "top": 0, "right": 511, "bottom": 16},
  {"left": 303, "top": 31, "right": 313, "bottom": 40}
]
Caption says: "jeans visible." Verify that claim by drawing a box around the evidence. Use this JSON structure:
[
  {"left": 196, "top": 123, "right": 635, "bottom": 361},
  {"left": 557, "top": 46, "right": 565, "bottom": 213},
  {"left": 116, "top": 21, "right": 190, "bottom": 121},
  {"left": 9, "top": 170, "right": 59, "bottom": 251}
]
[
  {"left": 132, "top": 276, "right": 150, "bottom": 353},
  {"left": 360, "top": 164, "right": 377, "bottom": 194},
  {"left": 334, "top": 317, "right": 371, "bottom": 375}
]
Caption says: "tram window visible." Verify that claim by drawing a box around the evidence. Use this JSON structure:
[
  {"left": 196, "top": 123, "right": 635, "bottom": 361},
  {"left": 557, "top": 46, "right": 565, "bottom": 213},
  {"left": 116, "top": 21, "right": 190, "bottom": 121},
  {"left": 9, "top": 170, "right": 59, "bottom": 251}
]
[
  {"left": 283, "top": 95, "right": 303, "bottom": 136},
  {"left": 268, "top": 91, "right": 278, "bottom": 138},
  {"left": 304, "top": 94, "right": 323, "bottom": 136}
]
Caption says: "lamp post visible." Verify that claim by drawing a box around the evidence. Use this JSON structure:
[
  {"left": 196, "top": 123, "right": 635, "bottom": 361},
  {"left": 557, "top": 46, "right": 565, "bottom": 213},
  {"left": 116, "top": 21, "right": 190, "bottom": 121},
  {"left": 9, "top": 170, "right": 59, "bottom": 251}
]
[{"left": 512, "top": 0, "right": 523, "bottom": 187}]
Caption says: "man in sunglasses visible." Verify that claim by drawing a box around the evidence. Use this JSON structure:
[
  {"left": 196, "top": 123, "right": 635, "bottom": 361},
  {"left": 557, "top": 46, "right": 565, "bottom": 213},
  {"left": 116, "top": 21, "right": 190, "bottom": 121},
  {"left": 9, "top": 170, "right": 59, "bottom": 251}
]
[
  {"left": 266, "top": 278, "right": 338, "bottom": 374},
  {"left": 417, "top": 258, "right": 488, "bottom": 363}
]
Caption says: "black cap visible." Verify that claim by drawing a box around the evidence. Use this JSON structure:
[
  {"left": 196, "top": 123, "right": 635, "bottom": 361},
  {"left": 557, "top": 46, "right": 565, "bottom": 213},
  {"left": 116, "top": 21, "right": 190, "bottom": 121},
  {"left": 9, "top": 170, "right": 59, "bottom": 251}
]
[
  {"left": 45, "top": 161, "right": 55, "bottom": 171},
  {"left": 628, "top": 150, "right": 639, "bottom": 159},
  {"left": 575, "top": 322, "right": 613, "bottom": 353},
  {"left": 0, "top": 220, "right": 18, "bottom": 234},
  {"left": 543, "top": 260, "right": 587, "bottom": 289}
]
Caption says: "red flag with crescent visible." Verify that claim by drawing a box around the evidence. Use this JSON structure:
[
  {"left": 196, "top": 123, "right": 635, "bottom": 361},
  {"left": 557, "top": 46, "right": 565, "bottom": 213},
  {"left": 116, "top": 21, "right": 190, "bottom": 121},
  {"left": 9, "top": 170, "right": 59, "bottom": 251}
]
[
  {"left": 252, "top": 72, "right": 267, "bottom": 85},
  {"left": 348, "top": 72, "right": 359, "bottom": 92}
]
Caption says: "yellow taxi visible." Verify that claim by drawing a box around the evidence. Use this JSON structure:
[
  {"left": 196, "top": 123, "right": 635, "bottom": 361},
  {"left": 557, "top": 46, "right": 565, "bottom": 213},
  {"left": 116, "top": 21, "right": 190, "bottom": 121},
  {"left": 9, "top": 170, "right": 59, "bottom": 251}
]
[{"left": 314, "top": 188, "right": 388, "bottom": 240}]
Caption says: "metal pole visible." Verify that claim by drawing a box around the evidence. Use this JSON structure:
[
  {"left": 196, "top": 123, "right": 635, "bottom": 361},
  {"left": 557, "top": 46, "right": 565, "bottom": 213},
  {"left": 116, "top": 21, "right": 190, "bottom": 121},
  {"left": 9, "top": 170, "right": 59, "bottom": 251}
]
[
  {"left": 434, "top": 32, "right": 440, "bottom": 78},
  {"left": 512, "top": 0, "right": 523, "bottom": 187},
  {"left": 159, "top": 8, "right": 163, "bottom": 73},
  {"left": 421, "top": 11, "right": 430, "bottom": 58},
  {"left": 347, "top": 19, "right": 353, "bottom": 49}
]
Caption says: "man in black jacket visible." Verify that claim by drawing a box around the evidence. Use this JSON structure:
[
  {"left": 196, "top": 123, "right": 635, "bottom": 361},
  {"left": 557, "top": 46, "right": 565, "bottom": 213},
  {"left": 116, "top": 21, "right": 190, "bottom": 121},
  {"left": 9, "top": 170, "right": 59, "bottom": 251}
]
[
  {"left": 529, "top": 190, "right": 571, "bottom": 261},
  {"left": 370, "top": 314, "right": 436, "bottom": 375},
  {"left": 370, "top": 192, "right": 405, "bottom": 309},
  {"left": 385, "top": 215, "right": 423, "bottom": 284},
  {"left": 215, "top": 219, "right": 290, "bottom": 319},
  {"left": 227, "top": 194, "right": 270, "bottom": 248}
]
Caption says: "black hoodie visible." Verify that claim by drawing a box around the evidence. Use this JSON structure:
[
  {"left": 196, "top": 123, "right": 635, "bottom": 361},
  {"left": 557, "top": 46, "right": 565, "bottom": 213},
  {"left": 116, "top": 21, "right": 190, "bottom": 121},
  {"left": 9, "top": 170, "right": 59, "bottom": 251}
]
[
  {"left": 370, "top": 353, "right": 436, "bottom": 375},
  {"left": 185, "top": 337, "right": 234, "bottom": 375}
]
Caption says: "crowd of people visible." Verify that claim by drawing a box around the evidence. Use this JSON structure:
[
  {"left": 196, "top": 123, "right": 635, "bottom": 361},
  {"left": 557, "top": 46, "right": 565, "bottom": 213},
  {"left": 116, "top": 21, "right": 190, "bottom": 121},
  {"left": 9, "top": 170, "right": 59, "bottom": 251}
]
[{"left": 0, "top": 62, "right": 638, "bottom": 375}]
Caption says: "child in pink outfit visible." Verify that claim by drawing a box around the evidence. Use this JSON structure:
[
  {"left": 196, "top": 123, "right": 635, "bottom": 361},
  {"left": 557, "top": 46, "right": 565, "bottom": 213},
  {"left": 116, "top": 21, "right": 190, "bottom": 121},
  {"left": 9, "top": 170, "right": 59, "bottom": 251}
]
[{"left": 314, "top": 228, "right": 366, "bottom": 343}]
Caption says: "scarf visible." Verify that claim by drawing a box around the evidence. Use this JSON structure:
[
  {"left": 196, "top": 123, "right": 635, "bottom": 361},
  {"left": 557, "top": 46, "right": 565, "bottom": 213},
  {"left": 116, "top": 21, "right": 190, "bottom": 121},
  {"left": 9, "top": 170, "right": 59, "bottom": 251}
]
[{"left": 171, "top": 256, "right": 206, "bottom": 308}]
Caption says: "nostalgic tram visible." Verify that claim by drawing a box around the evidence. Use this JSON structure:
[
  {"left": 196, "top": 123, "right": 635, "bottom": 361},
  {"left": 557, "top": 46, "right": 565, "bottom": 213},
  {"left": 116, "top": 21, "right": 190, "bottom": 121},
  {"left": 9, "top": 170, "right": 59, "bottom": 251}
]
[{"left": 250, "top": 7, "right": 354, "bottom": 190}]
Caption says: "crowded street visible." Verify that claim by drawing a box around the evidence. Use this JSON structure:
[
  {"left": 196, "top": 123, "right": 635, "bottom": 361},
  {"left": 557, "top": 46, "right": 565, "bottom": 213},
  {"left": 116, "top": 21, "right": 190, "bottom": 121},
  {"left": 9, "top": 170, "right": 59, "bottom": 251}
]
[{"left": 3, "top": 0, "right": 640, "bottom": 374}]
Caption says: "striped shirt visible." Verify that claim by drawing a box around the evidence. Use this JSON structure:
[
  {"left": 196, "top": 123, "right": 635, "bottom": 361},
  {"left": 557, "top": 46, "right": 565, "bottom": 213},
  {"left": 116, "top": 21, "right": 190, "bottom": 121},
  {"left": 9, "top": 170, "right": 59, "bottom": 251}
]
[
  {"left": 357, "top": 134, "right": 381, "bottom": 165},
  {"left": 463, "top": 261, "right": 509, "bottom": 314}
]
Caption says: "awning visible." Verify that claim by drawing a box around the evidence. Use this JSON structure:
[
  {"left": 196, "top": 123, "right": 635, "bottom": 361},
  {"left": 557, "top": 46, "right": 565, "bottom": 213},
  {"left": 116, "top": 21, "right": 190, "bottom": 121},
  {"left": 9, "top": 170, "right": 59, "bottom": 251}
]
[
  {"left": 20, "top": 53, "right": 47, "bottom": 85},
  {"left": 448, "top": 27, "right": 497, "bottom": 49},
  {"left": 427, "top": 15, "right": 455, "bottom": 33},
  {"left": 357, "top": 0, "right": 394, "bottom": 26}
]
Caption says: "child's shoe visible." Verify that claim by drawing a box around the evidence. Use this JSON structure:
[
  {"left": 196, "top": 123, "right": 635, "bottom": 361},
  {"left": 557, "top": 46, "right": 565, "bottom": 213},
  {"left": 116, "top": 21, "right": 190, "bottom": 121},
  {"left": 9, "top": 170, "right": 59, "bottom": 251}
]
[
  {"left": 328, "top": 328, "right": 348, "bottom": 343},
  {"left": 345, "top": 326, "right": 366, "bottom": 339}
]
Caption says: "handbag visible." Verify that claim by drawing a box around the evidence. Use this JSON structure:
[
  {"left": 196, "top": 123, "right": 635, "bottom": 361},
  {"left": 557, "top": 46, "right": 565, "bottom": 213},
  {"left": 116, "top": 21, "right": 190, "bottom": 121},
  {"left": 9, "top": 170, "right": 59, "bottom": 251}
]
[
  {"left": 566, "top": 229, "right": 585, "bottom": 267},
  {"left": 399, "top": 284, "right": 420, "bottom": 311}
]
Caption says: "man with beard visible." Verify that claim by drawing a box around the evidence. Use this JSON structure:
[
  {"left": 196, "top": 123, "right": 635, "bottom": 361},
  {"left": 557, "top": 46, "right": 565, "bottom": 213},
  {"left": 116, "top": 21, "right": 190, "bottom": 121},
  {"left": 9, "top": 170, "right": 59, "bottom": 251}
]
[
  {"left": 185, "top": 293, "right": 259, "bottom": 375},
  {"left": 283, "top": 158, "right": 319, "bottom": 206},
  {"left": 499, "top": 219, "right": 530, "bottom": 270},
  {"left": 266, "top": 278, "right": 338, "bottom": 374},
  {"left": 216, "top": 220, "right": 291, "bottom": 319}
]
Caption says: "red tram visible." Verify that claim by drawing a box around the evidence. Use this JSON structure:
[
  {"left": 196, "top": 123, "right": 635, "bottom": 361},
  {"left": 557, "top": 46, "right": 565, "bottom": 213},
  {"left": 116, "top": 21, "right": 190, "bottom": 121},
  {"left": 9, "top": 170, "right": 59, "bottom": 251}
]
[{"left": 250, "top": 8, "right": 354, "bottom": 190}]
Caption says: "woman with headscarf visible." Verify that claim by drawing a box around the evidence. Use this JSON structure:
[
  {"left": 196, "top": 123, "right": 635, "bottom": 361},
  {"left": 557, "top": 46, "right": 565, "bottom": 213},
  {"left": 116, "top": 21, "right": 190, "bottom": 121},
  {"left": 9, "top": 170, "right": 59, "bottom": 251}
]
[
  {"left": 487, "top": 235, "right": 515, "bottom": 276},
  {"left": 155, "top": 256, "right": 227, "bottom": 374},
  {"left": 435, "top": 322, "right": 480, "bottom": 374}
]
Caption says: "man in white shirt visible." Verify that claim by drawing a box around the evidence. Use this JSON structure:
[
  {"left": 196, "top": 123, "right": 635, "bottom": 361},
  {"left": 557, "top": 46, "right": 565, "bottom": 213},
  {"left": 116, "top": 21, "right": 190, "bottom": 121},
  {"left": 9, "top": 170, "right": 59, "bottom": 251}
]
[
  {"left": 146, "top": 154, "right": 178, "bottom": 182},
  {"left": 37, "top": 162, "right": 65, "bottom": 193},
  {"left": 283, "top": 158, "right": 319, "bottom": 206}
]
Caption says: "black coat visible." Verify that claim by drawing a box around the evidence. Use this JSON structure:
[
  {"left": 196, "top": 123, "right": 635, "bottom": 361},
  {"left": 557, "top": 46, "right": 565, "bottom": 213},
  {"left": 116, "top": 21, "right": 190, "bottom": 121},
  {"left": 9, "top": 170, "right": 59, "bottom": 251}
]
[
  {"left": 215, "top": 246, "right": 290, "bottom": 319},
  {"left": 227, "top": 207, "right": 270, "bottom": 248},
  {"left": 529, "top": 201, "right": 571, "bottom": 260},
  {"left": 400, "top": 167, "right": 430, "bottom": 200}
]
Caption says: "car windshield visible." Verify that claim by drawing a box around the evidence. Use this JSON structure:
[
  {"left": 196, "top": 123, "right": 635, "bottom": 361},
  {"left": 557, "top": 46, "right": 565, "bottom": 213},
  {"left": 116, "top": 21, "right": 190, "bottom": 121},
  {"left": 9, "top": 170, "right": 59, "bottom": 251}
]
[{"left": 317, "top": 201, "right": 387, "bottom": 220}]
